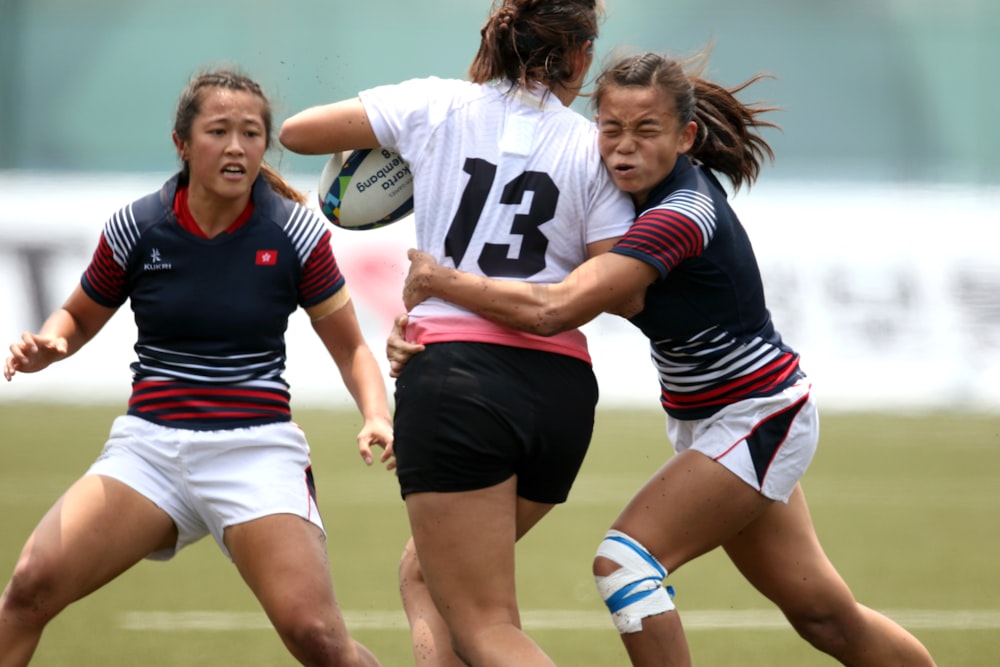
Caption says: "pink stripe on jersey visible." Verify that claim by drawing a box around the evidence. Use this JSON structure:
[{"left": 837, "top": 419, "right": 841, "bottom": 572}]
[{"left": 406, "top": 315, "right": 592, "bottom": 364}]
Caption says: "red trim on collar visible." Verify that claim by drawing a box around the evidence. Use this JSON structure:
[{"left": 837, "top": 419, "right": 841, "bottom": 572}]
[{"left": 173, "top": 186, "right": 255, "bottom": 238}]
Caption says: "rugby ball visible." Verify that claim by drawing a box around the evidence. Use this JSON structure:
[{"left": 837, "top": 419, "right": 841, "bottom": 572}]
[{"left": 318, "top": 147, "right": 414, "bottom": 230}]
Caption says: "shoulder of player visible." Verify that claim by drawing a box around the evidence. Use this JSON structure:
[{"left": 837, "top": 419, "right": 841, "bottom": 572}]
[
  {"left": 363, "top": 76, "right": 477, "bottom": 108},
  {"left": 251, "top": 186, "right": 332, "bottom": 258},
  {"left": 642, "top": 161, "right": 721, "bottom": 214},
  {"left": 100, "top": 176, "right": 175, "bottom": 242}
]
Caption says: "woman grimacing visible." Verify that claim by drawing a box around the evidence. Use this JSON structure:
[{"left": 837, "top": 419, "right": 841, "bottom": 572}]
[{"left": 399, "top": 50, "right": 938, "bottom": 667}]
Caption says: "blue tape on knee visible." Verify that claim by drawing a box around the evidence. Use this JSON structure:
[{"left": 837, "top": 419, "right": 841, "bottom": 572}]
[{"left": 594, "top": 530, "right": 676, "bottom": 633}]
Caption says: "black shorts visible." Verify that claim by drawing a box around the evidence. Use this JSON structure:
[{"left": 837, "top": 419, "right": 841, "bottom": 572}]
[{"left": 393, "top": 342, "right": 599, "bottom": 503}]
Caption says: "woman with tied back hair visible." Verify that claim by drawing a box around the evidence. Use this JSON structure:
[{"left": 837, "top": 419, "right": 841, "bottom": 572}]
[
  {"left": 1, "top": 68, "right": 393, "bottom": 666},
  {"left": 399, "top": 50, "right": 938, "bottom": 666},
  {"left": 280, "top": 1, "right": 635, "bottom": 665}
]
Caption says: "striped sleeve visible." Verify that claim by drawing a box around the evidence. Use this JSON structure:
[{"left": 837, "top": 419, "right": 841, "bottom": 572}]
[
  {"left": 81, "top": 203, "right": 141, "bottom": 307},
  {"left": 611, "top": 189, "right": 716, "bottom": 277},
  {"left": 286, "top": 204, "right": 345, "bottom": 306}
]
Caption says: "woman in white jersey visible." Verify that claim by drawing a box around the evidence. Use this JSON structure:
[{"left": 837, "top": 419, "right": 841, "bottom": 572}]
[
  {"left": 280, "top": 1, "right": 634, "bottom": 664},
  {"left": 1, "top": 69, "right": 392, "bottom": 667}
]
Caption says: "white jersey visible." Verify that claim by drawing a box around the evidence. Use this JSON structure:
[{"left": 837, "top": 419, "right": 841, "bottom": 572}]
[{"left": 359, "top": 77, "right": 634, "bottom": 360}]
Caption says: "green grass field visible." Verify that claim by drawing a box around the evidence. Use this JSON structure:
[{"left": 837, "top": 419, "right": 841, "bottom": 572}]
[{"left": 1, "top": 403, "right": 997, "bottom": 666}]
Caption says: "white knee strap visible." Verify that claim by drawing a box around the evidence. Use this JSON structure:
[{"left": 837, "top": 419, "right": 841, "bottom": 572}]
[{"left": 594, "top": 529, "right": 675, "bottom": 634}]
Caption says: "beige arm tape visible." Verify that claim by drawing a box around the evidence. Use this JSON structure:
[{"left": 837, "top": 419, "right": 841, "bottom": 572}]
[{"left": 307, "top": 286, "right": 351, "bottom": 322}]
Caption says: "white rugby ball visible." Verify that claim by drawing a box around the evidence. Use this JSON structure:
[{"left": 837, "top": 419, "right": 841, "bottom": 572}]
[{"left": 318, "top": 147, "right": 414, "bottom": 230}]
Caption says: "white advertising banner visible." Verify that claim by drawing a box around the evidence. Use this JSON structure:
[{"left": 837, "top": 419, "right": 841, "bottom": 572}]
[{"left": 1, "top": 172, "right": 997, "bottom": 413}]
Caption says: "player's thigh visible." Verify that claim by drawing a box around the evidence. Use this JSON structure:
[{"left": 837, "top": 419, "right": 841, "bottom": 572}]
[
  {"left": 15, "top": 474, "right": 176, "bottom": 599},
  {"left": 226, "top": 514, "right": 340, "bottom": 623},
  {"left": 400, "top": 494, "right": 554, "bottom": 590},
  {"left": 610, "top": 450, "right": 771, "bottom": 573},
  {"left": 405, "top": 478, "right": 521, "bottom": 628},
  {"left": 514, "top": 495, "right": 556, "bottom": 540},
  {"left": 722, "top": 484, "right": 854, "bottom": 614}
]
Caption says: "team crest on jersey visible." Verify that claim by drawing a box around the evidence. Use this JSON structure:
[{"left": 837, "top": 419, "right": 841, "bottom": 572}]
[
  {"left": 256, "top": 249, "right": 278, "bottom": 266},
  {"left": 143, "top": 248, "right": 172, "bottom": 271}
]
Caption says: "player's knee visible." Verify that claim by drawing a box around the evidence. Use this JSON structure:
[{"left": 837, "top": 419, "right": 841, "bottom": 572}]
[
  {"left": 398, "top": 537, "right": 429, "bottom": 604},
  {"left": 593, "top": 529, "right": 676, "bottom": 634},
  {"left": 448, "top": 636, "right": 476, "bottom": 667},
  {"left": 398, "top": 538, "right": 421, "bottom": 582},
  {"left": 448, "top": 621, "right": 518, "bottom": 667},
  {"left": 1, "top": 557, "right": 64, "bottom": 627},
  {"left": 278, "top": 616, "right": 360, "bottom": 667},
  {"left": 785, "top": 602, "right": 857, "bottom": 656}
]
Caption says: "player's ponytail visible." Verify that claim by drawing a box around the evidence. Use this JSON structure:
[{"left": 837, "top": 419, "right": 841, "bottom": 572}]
[
  {"left": 470, "top": 0, "right": 602, "bottom": 89},
  {"left": 688, "top": 73, "right": 778, "bottom": 191},
  {"left": 260, "top": 162, "right": 307, "bottom": 205}
]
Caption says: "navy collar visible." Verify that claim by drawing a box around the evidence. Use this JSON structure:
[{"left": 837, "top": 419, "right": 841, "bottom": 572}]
[{"left": 638, "top": 155, "right": 694, "bottom": 214}]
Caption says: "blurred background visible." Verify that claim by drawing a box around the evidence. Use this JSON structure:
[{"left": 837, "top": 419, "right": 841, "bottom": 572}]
[
  {"left": 2, "top": 0, "right": 998, "bottom": 182},
  {"left": 1, "top": 0, "right": 998, "bottom": 411}
]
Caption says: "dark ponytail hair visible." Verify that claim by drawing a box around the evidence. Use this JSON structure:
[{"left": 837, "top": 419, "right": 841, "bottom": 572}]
[
  {"left": 173, "top": 68, "right": 306, "bottom": 205},
  {"left": 469, "top": 0, "right": 601, "bottom": 90},
  {"left": 593, "top": 49, "right": 779, "bottom": 191}
]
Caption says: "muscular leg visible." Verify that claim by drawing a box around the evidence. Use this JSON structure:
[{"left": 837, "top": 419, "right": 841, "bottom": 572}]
[
  {"left": 399, "top": 496, "right": 554, "bottom": 667},
  {"left": 723, "top": 484, "right": 937, "bottom": 666},
  {"left": 594, "top": 450, "right": 772, "bottom": 667},
  {"left": 404, "top": 477, "right": 556, "bottom": 667},
  {"left": 0, "top": 474, "right": 178, "bottom": 667},
  {"left": 225, "top": 514, "right": 380, "bottom": 667}
]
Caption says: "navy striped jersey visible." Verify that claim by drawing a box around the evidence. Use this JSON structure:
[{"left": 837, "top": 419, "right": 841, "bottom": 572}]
[
  {"left": 610, "top": 156, "right": 804, "bottom": 420},
  {"left": 81, "top": 173, "right": 345, "bottom": 430}
]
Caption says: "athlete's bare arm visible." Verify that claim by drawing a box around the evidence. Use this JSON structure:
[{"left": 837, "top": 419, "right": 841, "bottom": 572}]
[{"left": 403, "top": 248, "right": 658, "bottom": 337}]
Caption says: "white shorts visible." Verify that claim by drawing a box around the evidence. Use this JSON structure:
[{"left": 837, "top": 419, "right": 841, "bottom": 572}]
[
  {"left": 87, "top": 415, "right": 325, "bottom": 560},
  {"left": 666, "top": 381, "right": 818, "bottom": 502}
]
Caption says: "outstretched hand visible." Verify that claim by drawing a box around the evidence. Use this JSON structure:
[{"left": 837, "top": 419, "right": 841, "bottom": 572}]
[
  {"left": 402, "top": 248, "right": 440, "bottom": 310},
  {"left": 385, "top": 313, "right": 425, "bottom": 379},
  {"left": 4, "top": 332, "right": 69, "bottom": 381}
]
